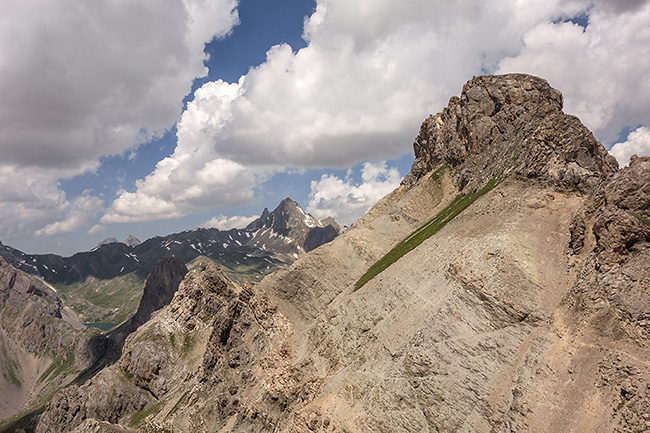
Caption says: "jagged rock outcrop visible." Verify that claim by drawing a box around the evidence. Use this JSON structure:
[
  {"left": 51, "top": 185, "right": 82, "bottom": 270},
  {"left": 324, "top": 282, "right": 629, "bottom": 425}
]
[
  {"left": 122, "top": 256, "right": 188, "bottom": 330},
  {"left": 36, "top": 74, "right": 650, "bottom": 432},
  {"left": 37, "top": 261, "right": 293, "bottom": 432},
  {"left": 36, "top": 366, "right": 152, "bottom": 432},
  {"left": 406, "top": 74, "right": 618, "bottom": 193}
]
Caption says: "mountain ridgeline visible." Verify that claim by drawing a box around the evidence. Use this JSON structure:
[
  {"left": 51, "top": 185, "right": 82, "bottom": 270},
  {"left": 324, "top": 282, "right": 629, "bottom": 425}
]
[
  {"left": 7, "top": 73, "right": 650, "bottom": 432},
  {"left": 0, "top": 198, "right": 340, "bottom": 286}
]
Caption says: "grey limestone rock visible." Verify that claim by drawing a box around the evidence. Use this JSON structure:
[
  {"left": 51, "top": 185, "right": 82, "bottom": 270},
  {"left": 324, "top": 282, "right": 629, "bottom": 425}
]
[{"left": 406, "top": 74, "right": 618, "bottom": 193}]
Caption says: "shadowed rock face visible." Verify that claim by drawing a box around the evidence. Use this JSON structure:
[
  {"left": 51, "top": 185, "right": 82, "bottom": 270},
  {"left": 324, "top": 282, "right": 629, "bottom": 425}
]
[
  {"left": 128, "top": 256, "right": 188, "bottom": 329},
  {"left": 35, "top": 75, "right": 650, "bottom": 433}
]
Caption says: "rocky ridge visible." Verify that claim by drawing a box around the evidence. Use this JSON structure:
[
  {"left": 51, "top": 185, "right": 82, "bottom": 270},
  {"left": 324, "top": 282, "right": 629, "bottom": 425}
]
[
  {"left": 36, "top": 261, "right": 292, "bottom": 432},
  {"left": 0, "top": 197, "right": 338, "bottom": 287},
  {"left": 0, "top": 257, "right": 86, "bottom": 421},
  {"left": 35, "top": 74, "right": 650, "bottom": 432},
  {"left": 406, "top": 74, "right": 618, "bottom": 193},
  {"left": 98, "top": 236, "right": 141, "bottom": 249}
]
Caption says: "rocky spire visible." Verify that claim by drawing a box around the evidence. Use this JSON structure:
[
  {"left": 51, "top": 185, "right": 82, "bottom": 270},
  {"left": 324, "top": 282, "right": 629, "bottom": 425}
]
[{"left": 405, "top": 74, "right": 619, "bottom": 194}]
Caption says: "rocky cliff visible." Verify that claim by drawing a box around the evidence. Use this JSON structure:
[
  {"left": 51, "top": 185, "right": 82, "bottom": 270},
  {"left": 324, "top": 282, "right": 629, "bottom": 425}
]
[
  {"left": 406, "top": 74, "right": 618, "bottom": 193},
  {"left": 0, "top": 257, "right": 86, "bottom": 421},
  {"left": 35, "top": 74, "right": 650, "bottom": 432}
]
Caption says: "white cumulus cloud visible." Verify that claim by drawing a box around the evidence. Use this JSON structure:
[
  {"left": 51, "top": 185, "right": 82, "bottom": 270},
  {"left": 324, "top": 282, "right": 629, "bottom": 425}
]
[
  {"left": 0, "top": 0, "right": 239, "bottom": 240},
  {"left": 0, "top": 0, "right": 239, "bottom": 171},
  {"left": 497, "top": 2, "right": 650, "bottom": 143},
  {"left": 307, "top": 162, "right": 401, "bottom": 225},
  {"left": 0, "top": 166, "right": 103, "bottom": 240},
  {"left": 609, "top": 126, "right": 650, "bottom": 167},
  {"left": 107, "top": 0, "right": 597, "bottom": 224},
  {"left": 202, "top": 214, "right": 258, "bottom": 230},
  {"left": 35, "top": 194, "right": 104, "bottom": 237}
]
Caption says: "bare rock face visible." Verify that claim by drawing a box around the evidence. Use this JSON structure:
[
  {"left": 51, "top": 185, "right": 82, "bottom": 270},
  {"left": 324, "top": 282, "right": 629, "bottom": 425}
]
[
  {"left": 0, "top": 258, "right": 67, "bottom": 352},
  {"left": 406, "top": 74, "right": 618, "bottom": 193},
  {"left": 0, "top": 257, "right": 87, "bottom": 419},
  {"left": 36, "top": 368, "right": 152, "bottom": 433},
  {"left": 594, "top": 156, "right": 650, "bottom": 259},
  {"left": 563, "top": 157, "right": 650, "bottom": 433},
  {"left": 37, "top": 261, "right": 296, "bottom": 432}
]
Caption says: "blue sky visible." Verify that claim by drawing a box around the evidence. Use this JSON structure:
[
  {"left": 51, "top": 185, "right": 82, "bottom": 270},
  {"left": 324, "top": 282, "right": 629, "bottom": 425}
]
[{"left": 1, "top": 0, "right": 649, "bottom": 256}]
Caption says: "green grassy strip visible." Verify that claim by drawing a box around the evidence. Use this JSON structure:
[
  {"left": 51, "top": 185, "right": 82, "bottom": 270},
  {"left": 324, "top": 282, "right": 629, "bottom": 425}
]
[
  {"left": 37, "top": 352, "right": 75, "bottom": 385},
  {"left": 355, "top": 177, "right": 500, "bottom": 291},
  {"left": 630, "top": 211, "right": 650, "bottom": 228},
  {"left": 166, "top": 391, "right": 190, "bottom": 420},
  {"left": 0, "top": 406, "right": 45, "bottom": 433},
  {"left": 429, "top": 163, "right": 450, "bottom": 183},
  {"left": 129, "top": 401, "right": 163, "bottom": 427},
  {"left": 0, "top": 343, "right": 21, "bottom": 388}
]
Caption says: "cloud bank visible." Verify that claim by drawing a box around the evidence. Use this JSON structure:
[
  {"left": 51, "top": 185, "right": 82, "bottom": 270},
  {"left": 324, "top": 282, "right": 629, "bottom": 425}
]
[
  {"left": 0, "top": 0, "right": 239, "bottom": 239},
  {"left": 307, "top": 162, "right": 402, "bottom": 225},
  {"left": 609, "top": 127, "right": 650, "bottom": 167},
  {"left": 203, "top": 214, "right": 258, "bottom": 231},
  {"left": 108, "top": 0, "right": 608, "bottom": 223},
  {"left": 497, "top": 1, "right": 650, "bottom": 143}
]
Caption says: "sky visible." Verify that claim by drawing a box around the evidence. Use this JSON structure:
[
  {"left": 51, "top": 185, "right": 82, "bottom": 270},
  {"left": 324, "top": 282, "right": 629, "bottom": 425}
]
[{"left": 1, "top": 0, "right": 649, "bottom": 256}]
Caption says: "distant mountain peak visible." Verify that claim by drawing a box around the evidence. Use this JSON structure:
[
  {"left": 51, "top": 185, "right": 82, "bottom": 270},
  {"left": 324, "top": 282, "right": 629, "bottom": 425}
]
[
  {"left": 246, "top": 197, "right": 329, "bottom": 234},
  {"left": 97, "top": 237, "right": 119, "bottom": 247},
  {"left": 124, "top": 235, "right": 141, "bottom": 247},
  {"left": 240, "top": 197, "right": 340, "bottom": 254},
  {"left": 246, "top": 197, "right": 322, "bottom": 232},
  {"left": 97, "top": 235, "right": 141, "bottom": 248}
]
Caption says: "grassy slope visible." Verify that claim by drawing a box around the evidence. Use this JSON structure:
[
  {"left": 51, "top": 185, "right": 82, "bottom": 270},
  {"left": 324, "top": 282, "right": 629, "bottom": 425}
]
[
  {"left": 55, "top": 273, "right": 144, "bottom": 324},
  {"left": 355, "top": 177, "right": 500, "bottom": 290},
  {"left": 186, "top": 255, "right": 289, "bottom": 285}
]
